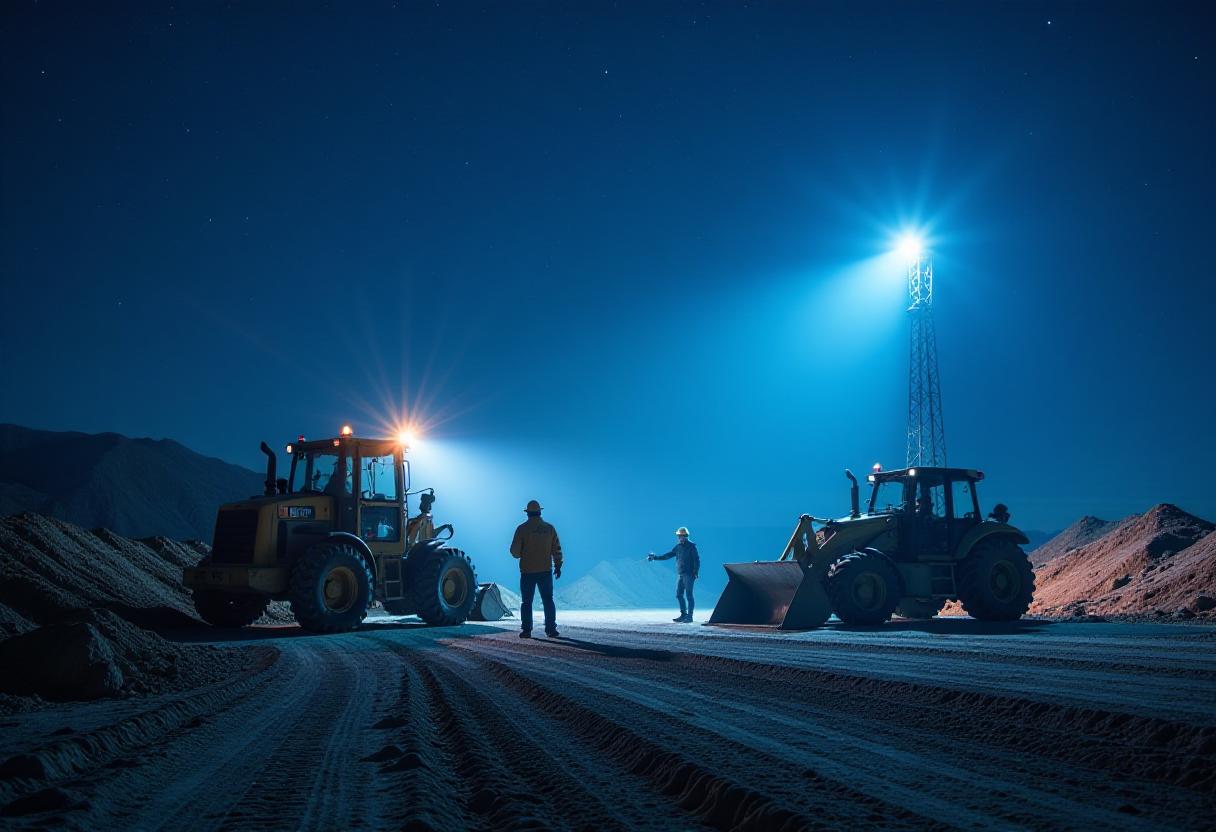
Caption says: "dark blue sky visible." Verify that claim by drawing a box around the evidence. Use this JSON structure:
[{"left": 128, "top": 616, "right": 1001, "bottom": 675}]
[{"left": 2, "top": 2, "right": 1213, "bottom": 579}]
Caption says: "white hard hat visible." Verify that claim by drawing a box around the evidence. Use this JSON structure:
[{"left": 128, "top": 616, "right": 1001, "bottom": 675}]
[{"left": 675, "top": 527, "right": 690, "bottom": 537}]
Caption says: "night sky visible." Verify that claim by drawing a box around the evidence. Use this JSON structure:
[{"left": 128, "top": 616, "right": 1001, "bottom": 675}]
[{"left": 2, "top": 2, "right": 1213, "bottom": 578}]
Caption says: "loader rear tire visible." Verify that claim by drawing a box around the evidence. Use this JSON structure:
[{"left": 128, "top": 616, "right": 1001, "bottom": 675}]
[
  {"left": 895, "top": 599, "right": 944, "bottom": 619},
  {"left": 957, "top": 537, "right": 1034, "bottom": 621},
  {"left": 289, "top": 542, "right": 373, "bottom": 633},
  {"left": 411, "top": 548, "right": 477, "bottom": 627},
  {"left": 828, "top": 551, "right": 901, "bottom": 625},
  {"left": 193, "top": 590, "right": 269, "bottom": 628}
]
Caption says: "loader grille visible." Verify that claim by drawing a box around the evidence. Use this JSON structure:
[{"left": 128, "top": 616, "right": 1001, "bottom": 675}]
[{"left": 210, "top": 509, "right": 259, "bottom": 564}]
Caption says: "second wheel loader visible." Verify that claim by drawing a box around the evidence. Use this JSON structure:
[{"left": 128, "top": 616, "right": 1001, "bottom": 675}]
[{"left": 708, "top": 466, "right": 1034, "bottom": 628}]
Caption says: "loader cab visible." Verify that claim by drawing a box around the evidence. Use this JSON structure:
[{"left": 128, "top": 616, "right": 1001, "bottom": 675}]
[
  {"left": 867, "top": 467, "right": 984, "bottom": 560},
  {"left": 287, "top": 436, "right": 409, "bottom": 555}
]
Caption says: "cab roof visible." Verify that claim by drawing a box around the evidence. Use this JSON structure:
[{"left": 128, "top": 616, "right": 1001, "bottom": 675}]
[
  {"left": 869, "top": 466, "right": 984, "bottom": 483},
  {"left": 290, "top": 436, "right": 404, "bottom": 457}
]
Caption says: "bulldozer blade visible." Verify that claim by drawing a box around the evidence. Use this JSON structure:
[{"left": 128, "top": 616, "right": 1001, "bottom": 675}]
[{"left": 707, "top": 561, "right": 832, "bottom": 629}]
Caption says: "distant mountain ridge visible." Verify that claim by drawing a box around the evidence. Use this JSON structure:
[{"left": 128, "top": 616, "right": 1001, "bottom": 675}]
[{"left": 0, "top": 424, "right": 263, "bottom": 542}]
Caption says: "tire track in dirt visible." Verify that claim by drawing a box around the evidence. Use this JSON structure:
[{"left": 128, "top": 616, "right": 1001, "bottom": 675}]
[
  {"left": 454, "top": 635, "right": 1212, "bottom": 830},
  {"left": 364, "top": 632, "right": 700, "bottom": 831},
  {"left": 19, "top": 636, "right": 389, "bottom": 832},
  {"left": 359, "top": 645, "right": 470, "bottom": 832},
  {"left": 216, "top": 642, "right": 390, "bottom": 832},
  {"left": 556, "top": 626, "right": 1216, "bottom": 724},
  {"left": 448, "top": 636, "right": 946, "bottom": 832},
  {"left": 639, "top": 628, "right": 1216, "bottom": 680},
  {"left": 0, "top": 646, "right": 278, "bottom": 819},
  {"left": 606, "top": 630, "right": 1216, "bottom": 793}
]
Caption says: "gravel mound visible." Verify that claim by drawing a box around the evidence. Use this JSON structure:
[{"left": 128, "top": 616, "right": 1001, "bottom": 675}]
[
  {"left": 1032, "top": 504, "right": 1216, "bottom": 620},
  {"left": 0, "top": 607, "right": 252, "bottom": 708},
  {"left": 0, "top": 512, "right": 290, "bottom": 635},
  {"left": 0, "top": 513, "right": 289, "bottom": 707}
]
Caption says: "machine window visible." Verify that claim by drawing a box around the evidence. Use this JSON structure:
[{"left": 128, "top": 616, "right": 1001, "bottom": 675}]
[
  {"left": 951, "top": 480, "right": 978, "bottom": 519},
  {"left": 303, "top": 450, "right": 350, "bottom": 496},
  {"left": 361, "top": 506, "right": 401, "bottom": 541},
  {"left": 361, "top": 454, "right": 398, "bottom": 501},
  {"left": 917, "top": 480, "right": 946, "bottom": 519},
  {"left": 869, "top": 481, "right": 907, "bottom": 514}
]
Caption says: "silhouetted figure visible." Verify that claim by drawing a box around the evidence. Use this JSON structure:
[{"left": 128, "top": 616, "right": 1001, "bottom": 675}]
[
  {"left": 510, "top": 499, "right": 563, "bottom": 638},
  {"left": 649, "top": 527, "right": 701, "bottom": 622},
  {"left": 989, "top": 503, "right": 1011, "bottom": 524},
  {"left": 407, "top": 491, "right": 438, "bottom": 544}
]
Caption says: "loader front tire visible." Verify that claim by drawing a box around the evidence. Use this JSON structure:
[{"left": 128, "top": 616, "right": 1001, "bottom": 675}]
[
  {"left": 193, "top": 590, "right": 269, "bottom": 628},
  {"left": 289, "top": 542, "right": 373, "bottom": 633},
  {"left": 957, "top": 537, "right": 1034, "bottom": 621},
  {"left": 828, "top": 551, "right": 901, "bottom": 625},
  {"left": 411, "top": 548, "right": 477, "bottom": 627}
]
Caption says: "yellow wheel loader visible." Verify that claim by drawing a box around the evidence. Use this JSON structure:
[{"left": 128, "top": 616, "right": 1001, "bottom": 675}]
[
  {"left": 708, "top": 466, "right": 1034, "bottom": 628},
  {"left": 183, "top": 431, "right": 477, "bottom": 632}
]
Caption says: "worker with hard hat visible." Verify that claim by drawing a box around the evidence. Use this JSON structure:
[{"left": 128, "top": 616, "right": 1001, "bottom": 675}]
[
  {"left": 510, "top": 499, "right": 563, "bottom": 638},
  {"left": 648, "top": 527, "right": 701, "bottom": 622}
]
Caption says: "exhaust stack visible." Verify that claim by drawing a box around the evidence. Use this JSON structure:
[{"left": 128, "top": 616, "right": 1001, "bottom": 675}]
[
  {"left": 259, "top": 441, "right": 277, "bottom": 497},
  {"left": 845, "top": 468, "right": 860, "bottom": 518}
]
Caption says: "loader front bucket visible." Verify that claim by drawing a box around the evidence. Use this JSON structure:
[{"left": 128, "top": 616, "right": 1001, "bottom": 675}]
[{"left": 707, "top": 561, "right": 832, "bottom": 629}]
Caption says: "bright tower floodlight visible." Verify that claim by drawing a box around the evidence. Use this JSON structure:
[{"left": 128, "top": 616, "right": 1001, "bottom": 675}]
[{"left": 895, "top": 233, "right": 924, "bottom": 263}]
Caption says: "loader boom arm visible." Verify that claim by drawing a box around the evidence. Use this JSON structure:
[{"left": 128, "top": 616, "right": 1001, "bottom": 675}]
[{"left": 779, "top": 515, "right": 817, "bottom": 564}]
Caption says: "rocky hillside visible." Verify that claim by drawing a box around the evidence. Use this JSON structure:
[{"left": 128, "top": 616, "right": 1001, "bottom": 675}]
[
  {"left": 0, "top": 424, "right": 264, "bottom": 542},
  {"left": 1029, "top": 515, "right": 1128, "bottom": 566},
  {"left": 1031, "top": 504, "right": 1215, "bottom": 620}
]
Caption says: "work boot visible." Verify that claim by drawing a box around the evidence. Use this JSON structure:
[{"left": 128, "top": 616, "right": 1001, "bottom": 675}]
[
  {"left": 545, "top": 629, "right": 560, "bottom": 639},
  {"left": 519, "top": 631, "right": 531, "bottom": 639},
  {"left": 673, "top": 613, "right": 687, "bottom": 622}
]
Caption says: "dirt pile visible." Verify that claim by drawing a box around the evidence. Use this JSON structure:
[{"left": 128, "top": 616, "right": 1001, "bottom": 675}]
[
  {"left": 1029, "top": 514, "right": 1128, "bottom": 566},
  {"left": 0, "top": 512, "right": 288, "bottom": 706},
  {"left": 0, "top": 608, "right": 244, "bottom": 704},
  {"left": 0, "top": 423, "right": 263, "bottom": 541},
  {"left": 1031, "top": 504, "right": 1216, "bottom": 619},
  {"left": 0, "top": 513, "right": 208, "bottom": 634},
  {"left": 0, "top": 512, "right": 291, "bottom": 636}
]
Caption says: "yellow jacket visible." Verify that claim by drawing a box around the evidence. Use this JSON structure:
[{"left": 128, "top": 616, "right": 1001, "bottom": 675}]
[{"left": 510, "top": 516, "right": 563, "bottom": 573}]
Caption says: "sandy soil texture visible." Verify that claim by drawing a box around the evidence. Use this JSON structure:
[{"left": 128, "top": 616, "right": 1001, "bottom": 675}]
[{"left": 0, "top": 610, "right": 1212, "bottom": 831}]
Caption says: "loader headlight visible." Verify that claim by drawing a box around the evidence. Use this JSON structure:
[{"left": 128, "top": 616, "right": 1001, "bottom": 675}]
[
  {"left": 285, "top": 444, "right": 293, "bottom": 454},
  {"left": 340, "top": 424, "right": 354, "bottom": 437},
  {"left": 908, "top": 468, "right": 917, "bottom": 477}
]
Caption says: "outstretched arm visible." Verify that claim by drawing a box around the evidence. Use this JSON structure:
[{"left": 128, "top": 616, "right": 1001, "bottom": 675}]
[{"left": 650, "top": 547, "right": 677, "bottom": 561}]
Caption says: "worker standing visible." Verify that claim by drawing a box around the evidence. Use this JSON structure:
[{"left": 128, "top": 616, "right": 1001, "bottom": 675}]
[
  {"left": 510, "top": 499, "right": 562, "bottom": 638},
  {"left": 648, "top": 527, "right": 700, "bottom": 622}
]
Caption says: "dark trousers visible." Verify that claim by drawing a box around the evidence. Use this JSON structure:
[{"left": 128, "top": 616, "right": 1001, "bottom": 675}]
[
  {"left": 677, "top": 573, "right": 696, "bottom": 615},
  {"left": 520, "top": 570, "right": 556, "bottom": 634}
]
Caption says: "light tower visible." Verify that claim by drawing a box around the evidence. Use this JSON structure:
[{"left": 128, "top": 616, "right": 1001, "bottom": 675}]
[{"left": 899, "top": 234, "right": 947, "bottom": 469}]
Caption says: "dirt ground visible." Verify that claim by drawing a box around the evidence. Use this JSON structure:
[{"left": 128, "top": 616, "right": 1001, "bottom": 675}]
[{"left": 0, "top": 610, "right": 1213, "bottom": 831}]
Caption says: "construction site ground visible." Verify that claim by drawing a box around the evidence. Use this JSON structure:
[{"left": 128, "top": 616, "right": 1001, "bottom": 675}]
[{"left": 1, "top": 610, "right": 1213, "bottom": 831}]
